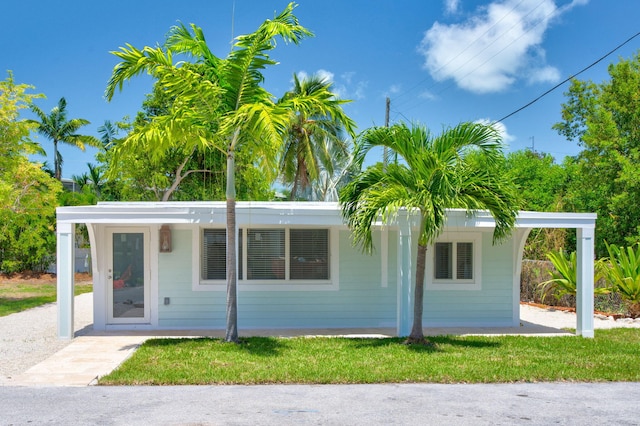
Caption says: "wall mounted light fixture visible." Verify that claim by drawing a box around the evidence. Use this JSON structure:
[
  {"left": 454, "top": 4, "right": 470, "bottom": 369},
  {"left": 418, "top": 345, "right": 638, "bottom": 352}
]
[{"left": 159, "top": 224, "right": 172, "bottom": 253}]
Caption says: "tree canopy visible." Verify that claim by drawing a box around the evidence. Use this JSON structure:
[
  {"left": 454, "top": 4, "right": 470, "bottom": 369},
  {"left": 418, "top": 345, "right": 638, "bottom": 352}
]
[
  {"left": 554, "top": 51, "right": 640, "bottom": 255},
  {"left": 0, "top": 72, "right": 62, "bottom": 272}
]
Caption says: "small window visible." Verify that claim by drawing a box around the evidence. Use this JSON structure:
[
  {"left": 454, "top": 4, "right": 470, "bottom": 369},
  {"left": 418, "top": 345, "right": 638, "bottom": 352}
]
[
  {"left": 434, "top": 241, "right": 474, "bottom": 280},
  {"left": 290, "top": 229, "right": 329, "bottom": 280},
  {"left": 428, "top": 232, "right": 481, "bottom": 291}
]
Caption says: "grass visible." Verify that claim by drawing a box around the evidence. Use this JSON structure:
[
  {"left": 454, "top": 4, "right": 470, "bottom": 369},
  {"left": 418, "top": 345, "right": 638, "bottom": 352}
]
[
  {"left": 0, "top": 279, "right": 93, "bottom": 317},
  {"left": 100, "top": 329, "right": 640, "bottom": 385}
]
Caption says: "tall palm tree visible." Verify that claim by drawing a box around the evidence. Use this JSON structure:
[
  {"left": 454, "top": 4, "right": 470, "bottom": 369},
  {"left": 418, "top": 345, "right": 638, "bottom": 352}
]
[
  {"left": 29, "top": 97, "right": 99, "bottom": 180},
  {"left": 278, "top": 73, "right": 355, "bottom": 200},
  {"left": 105, "top": 2, "right": 313, "bottom": 342},
  {"left": 340, "top": 122, "right": 519, "bottom": 343}
]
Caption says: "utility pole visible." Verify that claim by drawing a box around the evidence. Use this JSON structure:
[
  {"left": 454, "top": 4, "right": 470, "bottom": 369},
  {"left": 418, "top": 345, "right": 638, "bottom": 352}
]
[{"left": 383, "top": 97, "right": 390, "bottom": 168}]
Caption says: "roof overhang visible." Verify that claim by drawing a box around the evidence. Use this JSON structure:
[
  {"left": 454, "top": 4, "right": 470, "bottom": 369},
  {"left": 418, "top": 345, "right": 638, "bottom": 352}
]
[{"left": 56, "top": 202, "right": 596, "bottom": 230}]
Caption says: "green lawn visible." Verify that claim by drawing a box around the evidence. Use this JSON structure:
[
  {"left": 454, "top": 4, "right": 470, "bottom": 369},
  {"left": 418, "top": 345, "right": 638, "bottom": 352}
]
[
  {"left": 100, "top": 328, "right": 640, "bottom": 385},
  {"left": 0, "top": 280, "right": 93, "bottom": 317}
]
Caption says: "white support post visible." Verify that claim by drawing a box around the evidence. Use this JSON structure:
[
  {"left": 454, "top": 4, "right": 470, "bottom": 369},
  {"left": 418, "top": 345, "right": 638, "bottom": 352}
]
[
  {"left": 397, "top": 216, "right": 412, "bottom": 337},
  {"left": 576, "top": 226, "right": 595, "bottom": 338},
  {"left": 57, "top": 222, "right": 75, "bottom": 340}
]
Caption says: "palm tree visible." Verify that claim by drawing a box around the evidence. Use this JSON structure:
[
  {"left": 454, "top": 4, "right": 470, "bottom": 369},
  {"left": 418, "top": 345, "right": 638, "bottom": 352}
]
[
  {"left": 340, "top": 122, "right": 519, "bottom": 343},
  {"left": 29, "top": 97, "right": 99, "bottom": 180},
  {"left": 105, "top": 3, "right": 313, "bottom": 342},
  {"left": 278, "top": 73, "right": 355, "bottom": 200}
]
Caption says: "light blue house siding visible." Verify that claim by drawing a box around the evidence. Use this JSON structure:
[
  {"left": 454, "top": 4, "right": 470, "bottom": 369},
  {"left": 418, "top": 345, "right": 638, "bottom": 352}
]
[
  {"left": 156, "top": 228, "right": 398, "bottom": 329},
  {"left": 424, "top": 231, "right": 515, "bottom": 327},
  {"left": 55, "top": 202, "right": 598, "bottom": 339}
]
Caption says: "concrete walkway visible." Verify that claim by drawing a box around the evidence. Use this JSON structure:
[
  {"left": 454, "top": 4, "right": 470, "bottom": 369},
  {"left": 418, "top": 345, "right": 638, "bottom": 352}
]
[{"left": 4, "top": 293, "right": 639, "bottom": 387}]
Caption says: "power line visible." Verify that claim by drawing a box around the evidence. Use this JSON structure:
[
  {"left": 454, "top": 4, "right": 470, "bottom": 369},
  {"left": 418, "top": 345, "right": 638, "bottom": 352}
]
[{"left": 493, "top": 30, "right": 640, "bottom": 124}]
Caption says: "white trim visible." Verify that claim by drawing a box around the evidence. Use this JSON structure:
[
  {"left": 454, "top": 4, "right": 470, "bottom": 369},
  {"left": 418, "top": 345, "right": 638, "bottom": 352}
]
[
  {"left": 426, "top": 232, "right": 482, "bottom": 291},
  {"left": 194, "top": 226, "right": 339, "bottom": 292},
  {"left": 513, "top": 228, "right": 532, "bottom": 326}
]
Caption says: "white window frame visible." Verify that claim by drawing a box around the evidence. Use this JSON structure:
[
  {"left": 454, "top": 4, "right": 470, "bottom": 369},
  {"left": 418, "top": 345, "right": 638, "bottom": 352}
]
[
  {"left": 425, "top": 232, "right": 482, "bottom": 291},
  {"left": 193, "top": 227, "right": 339, "bottom": 292}
]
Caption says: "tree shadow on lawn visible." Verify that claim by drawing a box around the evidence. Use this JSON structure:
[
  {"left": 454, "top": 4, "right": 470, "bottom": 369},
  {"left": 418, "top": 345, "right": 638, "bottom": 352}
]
[
  {"left": 345, "top": 336, "right": 501, "bottom": 353},
  {"left": 142, "top": 336, "right": 285, "bottom": 357}
]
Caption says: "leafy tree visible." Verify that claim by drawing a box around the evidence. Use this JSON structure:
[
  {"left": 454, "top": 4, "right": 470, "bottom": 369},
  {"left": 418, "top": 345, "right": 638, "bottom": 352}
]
[
  {"left": 554, "top": 52, "right": 640, "bottom": 255},
  {"left": 29, "top": 97, "right": 100, "bottom": 180},
  {"left": 500, "top": 150, "right": 570, "bottom": 259},
  {"left": 0, "top": 72, "right": 62, "bottom": 272},
  {"left": 340, "top": 122, "right": 518, "bottom": 343},
  {"left": 277, "top": 73, "right": 355, "bottom": 200},
  {"left": 106, "top": 3, "right": 314, "bottom": 342}
]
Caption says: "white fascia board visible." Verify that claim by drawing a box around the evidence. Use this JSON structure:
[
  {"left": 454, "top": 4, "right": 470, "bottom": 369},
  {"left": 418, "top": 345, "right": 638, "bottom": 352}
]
[
  {"left": 56, "top": 202, "right": 348, "bottom": 227},
  {"left": 515, "top": 211, "right": 597, "bottom": 229},
  {"left": 57, "top": 202, "right": 596, "bottom": 230}
]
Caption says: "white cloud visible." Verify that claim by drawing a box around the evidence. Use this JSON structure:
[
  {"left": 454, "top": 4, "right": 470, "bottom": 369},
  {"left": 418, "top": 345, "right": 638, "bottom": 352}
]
[
  {"left": 527, "top": 65, "right": 561, "bottom": 84},
  {"left": 340, "top": 71, "right": 355, "bottom": 84},
  {"left": 316, "top": 69, "right": 335, "bottom": 84},
  {"left": 475, "top": 119, "right": 515, "bottom": 143},
  {"left": 418, "top": 0, "right": 586, "bottom": 94},
  {"left": 353, "top": 81, "right": 368, "bottom": 100},
  {"left": 444, "top": 0, "right": 460, "bottom": 14},
  {"left": 419, "top": 90, "right": 438, "bottom": 100},
  {"left": 383, "top": 84, "right": 401, "bottom": 98}
]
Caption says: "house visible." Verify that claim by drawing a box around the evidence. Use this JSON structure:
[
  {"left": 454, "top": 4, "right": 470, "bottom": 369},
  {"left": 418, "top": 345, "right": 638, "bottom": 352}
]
[{"left": 56, "top": 202, "right": 597, "bottom": 339}]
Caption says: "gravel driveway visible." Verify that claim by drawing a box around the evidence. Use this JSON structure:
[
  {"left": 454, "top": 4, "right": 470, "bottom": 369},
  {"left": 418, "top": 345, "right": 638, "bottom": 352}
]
[{"left": 0, "top": 292, "right": 93, "bottom": 383}]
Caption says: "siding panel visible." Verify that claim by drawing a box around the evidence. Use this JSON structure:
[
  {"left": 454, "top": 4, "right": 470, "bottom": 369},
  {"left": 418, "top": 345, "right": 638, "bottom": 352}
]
[{"left": 157, "top": 228, "right": 399, "bottom": 329}]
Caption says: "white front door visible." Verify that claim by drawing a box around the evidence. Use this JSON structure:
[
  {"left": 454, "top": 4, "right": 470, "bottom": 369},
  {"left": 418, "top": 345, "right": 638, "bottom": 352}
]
[{"left": 107, "top": 228, "right": 150, "bottom": 324}]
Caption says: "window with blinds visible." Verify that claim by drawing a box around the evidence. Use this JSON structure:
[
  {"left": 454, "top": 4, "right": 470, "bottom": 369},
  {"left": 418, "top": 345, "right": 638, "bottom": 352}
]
[
  {"left": 202, "top": 228, "right": 330, "bottom": 282},
  {"left": 434, "top": 241, "right": 473, "bottom": 281},
  {"left": 434, "top": 243, "right": 453, "bottom": 279},
  {"left": 290, "top": 229, "right": 329, "bottom": 280},
  {"left": 247, "top": 229, "right": 285, "bottom": 280},
  {"left": 456, "top": 242, "right": 473, "bottom": 280},
  {"left": 202, "top": 229, "right": 227, "bottom": 280}
]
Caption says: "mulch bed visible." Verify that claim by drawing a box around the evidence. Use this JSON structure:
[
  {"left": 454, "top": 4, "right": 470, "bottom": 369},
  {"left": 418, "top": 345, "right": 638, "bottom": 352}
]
[
  {"left": 521, "top": 301, "right": 626, "bottom": 319},
  {"left": 0, "top": 271, "right": 93, "bottom": 284}
]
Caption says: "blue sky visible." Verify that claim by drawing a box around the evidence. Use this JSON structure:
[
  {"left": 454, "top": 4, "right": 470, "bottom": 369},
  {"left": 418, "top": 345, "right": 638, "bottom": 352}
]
[{"left": 2, "top": 0, "right": 639, "bottom": 179}]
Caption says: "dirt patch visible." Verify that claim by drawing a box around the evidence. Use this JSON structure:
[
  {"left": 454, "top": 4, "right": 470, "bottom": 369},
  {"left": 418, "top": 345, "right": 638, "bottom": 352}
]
[{"left": 0, "top": 272, "right": 93, "bottom": 285}]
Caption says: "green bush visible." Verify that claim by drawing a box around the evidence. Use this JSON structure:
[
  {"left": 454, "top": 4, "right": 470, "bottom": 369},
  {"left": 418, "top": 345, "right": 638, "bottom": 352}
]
[
  {"left": 536, "top": 249, "right": 610, "bottom": 303},
  {"left": 604, "top": 242, "right": 640, "bottom": 318}
]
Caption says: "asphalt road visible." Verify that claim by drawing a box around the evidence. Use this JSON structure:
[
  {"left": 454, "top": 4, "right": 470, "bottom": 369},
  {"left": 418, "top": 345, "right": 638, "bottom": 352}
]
[{"left": 1, "top": 383, "right": 639, "bottom": 425}]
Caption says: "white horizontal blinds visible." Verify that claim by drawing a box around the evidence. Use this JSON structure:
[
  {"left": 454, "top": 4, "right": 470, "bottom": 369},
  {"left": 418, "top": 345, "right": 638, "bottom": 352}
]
[
  {"left": 290, "top": 229, "right": 329, "bottom": 280},
  {"left": 456, "top": 242, "right": 473, "bottom": 280},
  {"left": 202, "top": 229, "right": 226, "bottom": 280},
  {"left": 434, "top": 242, "right": 453, "bottom": 279},
  {"left": 247, "top": 229, "right": 285, "bottom": 280}
]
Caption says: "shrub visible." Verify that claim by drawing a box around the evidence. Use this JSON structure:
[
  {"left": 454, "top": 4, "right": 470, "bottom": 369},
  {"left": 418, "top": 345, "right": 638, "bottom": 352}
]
[{"left": 604, "top": 242, "right": 640, "bottom": 318}]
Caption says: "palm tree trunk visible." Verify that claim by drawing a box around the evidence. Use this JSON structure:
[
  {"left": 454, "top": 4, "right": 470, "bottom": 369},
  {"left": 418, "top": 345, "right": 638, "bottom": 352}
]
[
  {"left": 409, "top": 214, "right": 429, "bottom": 341},
  {"left": 409, "top": 242, "right": 428, "bottom": 341},
  {"left": 225, "top": 151, "right": 238, "bottom": 343},
  {"left": 53, "top": 139, "right": 60, "bottom": 180}
]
